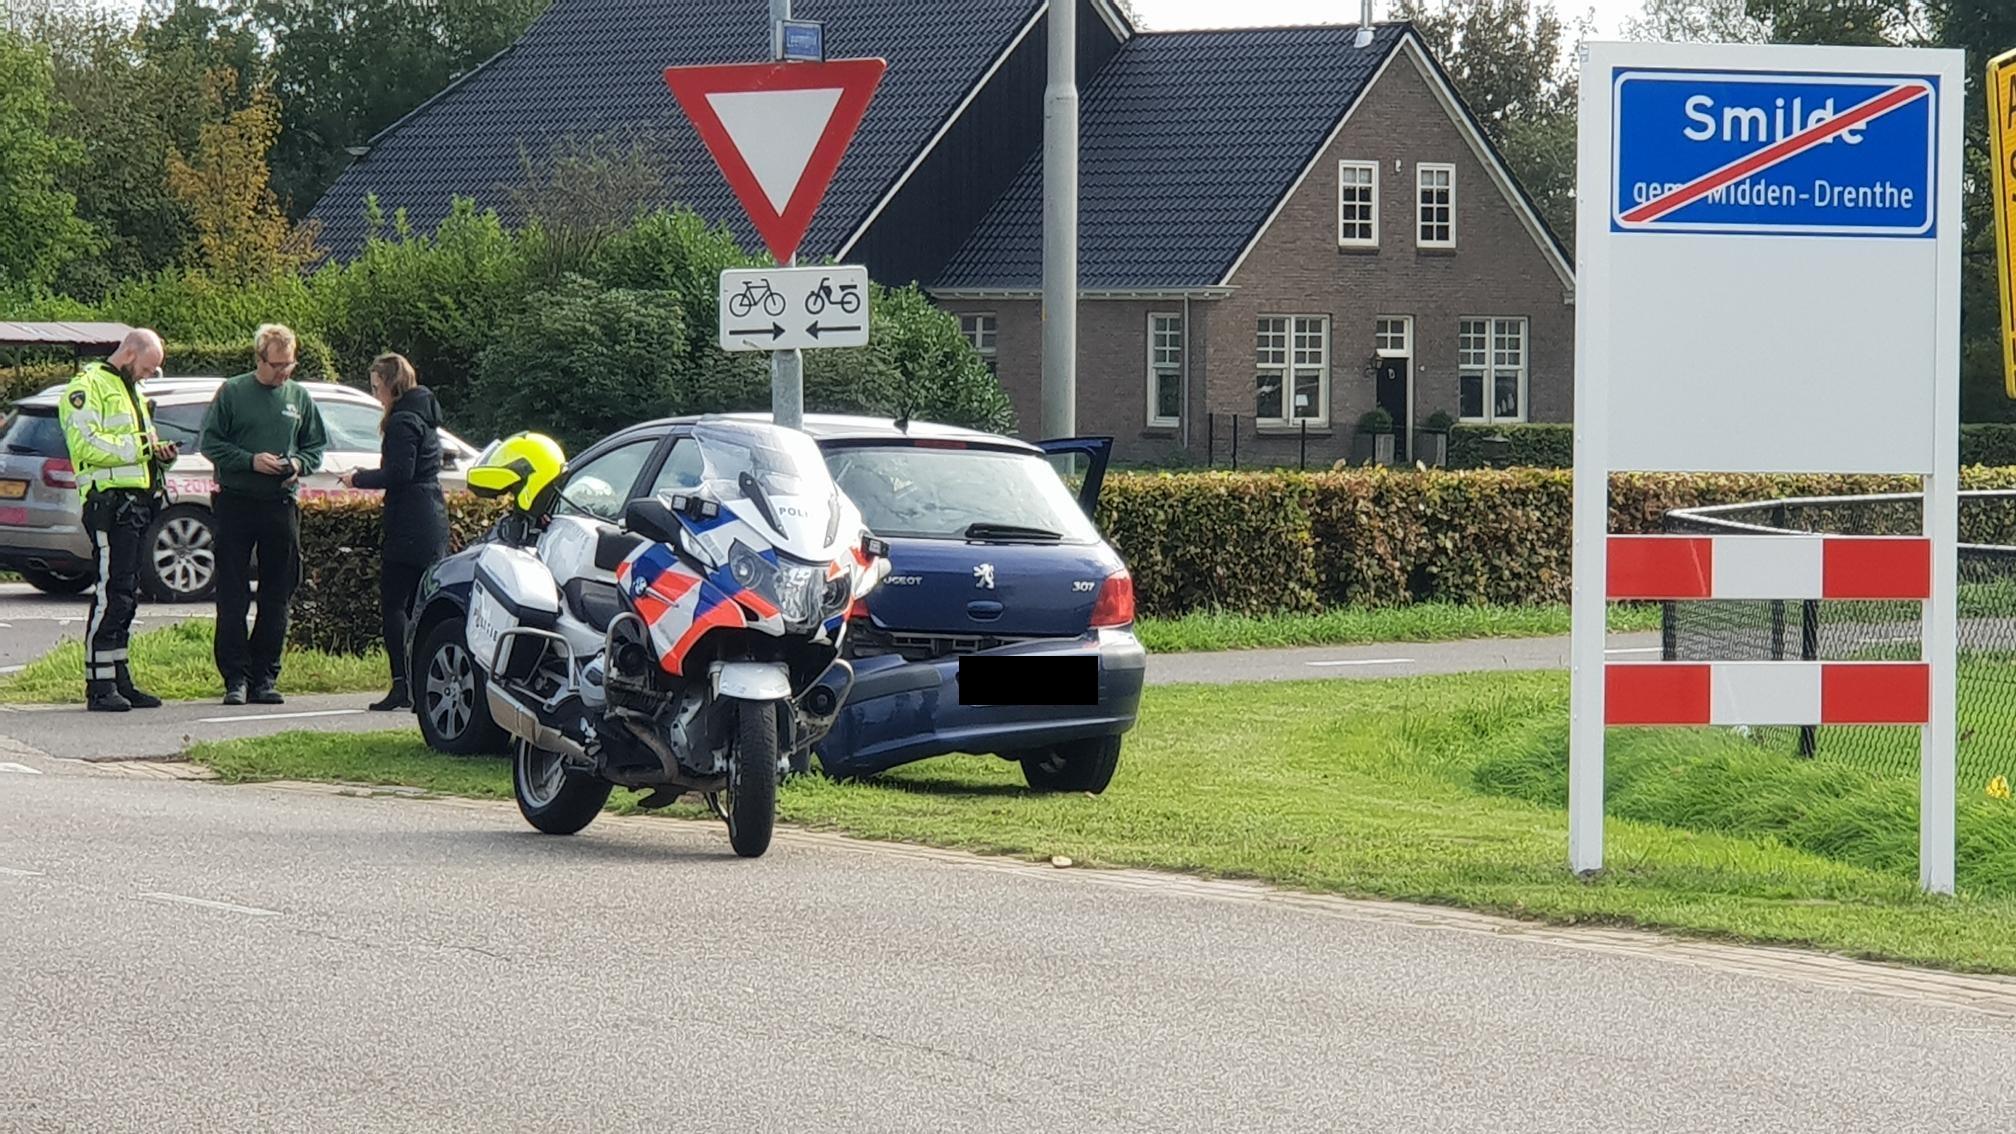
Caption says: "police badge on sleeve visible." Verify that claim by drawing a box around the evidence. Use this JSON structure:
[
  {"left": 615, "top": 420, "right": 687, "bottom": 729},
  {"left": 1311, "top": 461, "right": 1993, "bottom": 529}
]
[{"left": 69, "top": 390, "right": 86, "bottom": 409}]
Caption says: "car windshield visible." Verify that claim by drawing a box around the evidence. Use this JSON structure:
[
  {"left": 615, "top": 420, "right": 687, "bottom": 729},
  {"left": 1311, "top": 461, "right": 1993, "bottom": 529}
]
[
  {"left": 0, "top": 407, "right": 65, "bottom": 457},
  {"left": 317, "top": 398, "right": 384, "bottom": 452},
  {"left": 824, "top": 445, "right": 1100, "bottom": 544}
]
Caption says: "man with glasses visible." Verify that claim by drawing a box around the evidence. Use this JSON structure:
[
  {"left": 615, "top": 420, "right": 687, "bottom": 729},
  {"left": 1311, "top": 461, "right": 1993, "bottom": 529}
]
[{"left": 199, "top": 323, "right": 328, "bottom": 705}]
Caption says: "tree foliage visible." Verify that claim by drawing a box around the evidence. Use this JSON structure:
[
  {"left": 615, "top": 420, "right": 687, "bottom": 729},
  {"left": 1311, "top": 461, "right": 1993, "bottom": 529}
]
[
  {"left": 1393, "top": 0, "right": 1582, "bottom": 241},
  {"left": 165, "top": 77, "right": 322, "bottom": 281},
  {"left": 0, "top": 31, "right": 100, "bottom": 292}
]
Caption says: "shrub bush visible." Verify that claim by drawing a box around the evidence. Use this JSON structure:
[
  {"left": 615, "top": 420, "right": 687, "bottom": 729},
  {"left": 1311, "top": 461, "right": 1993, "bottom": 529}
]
[
  {"left": 290, "top": 492, "right": 504, "bottom": 655},
  {"left": 290, "top": 465, "right": 2016, "bottom": 653},
  {"left": 1446, "top": 423, "right": 1573, "bottom": 468}
]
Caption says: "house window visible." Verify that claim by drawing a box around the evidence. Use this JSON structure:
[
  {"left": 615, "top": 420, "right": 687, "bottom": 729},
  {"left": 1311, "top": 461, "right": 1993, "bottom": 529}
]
[
  {"left": 1375, "top": 317, "right": 1411, "bottom": 356},
  {"left": 1255, "top": 315, "right": 1328, "bottom": 426},
  {"left": 959, "top": 313, "right": 998, "bottom": 376},
  {"left": 1337, "top": 161, "right": 1378, "bottom": 247},
  {"left": 1147, "top": 312, "right": 1184, "bottom": 428},
  {"left": 1417, "top": 163, "right": 1455, "bottom": 248},
  {"left": 1458, "top": 317, "right": 1527, "bottom": 423}
]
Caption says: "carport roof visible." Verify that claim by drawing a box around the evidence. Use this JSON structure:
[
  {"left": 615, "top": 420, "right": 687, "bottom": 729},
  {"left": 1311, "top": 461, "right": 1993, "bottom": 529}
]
[{"left": 0, "top": 322, "right": 138, "bottom": 352}]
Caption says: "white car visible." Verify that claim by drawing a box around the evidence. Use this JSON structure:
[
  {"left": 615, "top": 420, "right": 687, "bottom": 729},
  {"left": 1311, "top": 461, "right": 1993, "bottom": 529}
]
[{"left": 0, "top": 375, "right": 479, "bottom": 601}]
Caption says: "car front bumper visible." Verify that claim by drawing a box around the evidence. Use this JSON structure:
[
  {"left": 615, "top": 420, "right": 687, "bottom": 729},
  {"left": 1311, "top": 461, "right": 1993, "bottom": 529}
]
[{"left": 817, "top": 629, "right": 1147, "bottom": 778}]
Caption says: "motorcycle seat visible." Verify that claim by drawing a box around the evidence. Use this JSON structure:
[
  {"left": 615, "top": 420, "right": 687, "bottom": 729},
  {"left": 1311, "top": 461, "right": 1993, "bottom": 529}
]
[{"left": 563, "top": 578, "right": 625, "bottom": 634}]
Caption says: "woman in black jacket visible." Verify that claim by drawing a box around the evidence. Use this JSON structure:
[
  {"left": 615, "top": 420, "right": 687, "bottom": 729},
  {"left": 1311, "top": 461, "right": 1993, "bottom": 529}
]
[{"left": 339, "top": 354, "right": 449, "bottom": 712}]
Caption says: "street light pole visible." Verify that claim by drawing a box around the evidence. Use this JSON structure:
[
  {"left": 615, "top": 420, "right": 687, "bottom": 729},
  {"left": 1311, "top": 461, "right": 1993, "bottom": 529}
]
[{"left": 1041, "top": 0, "right": 1078, "bottom": 438}]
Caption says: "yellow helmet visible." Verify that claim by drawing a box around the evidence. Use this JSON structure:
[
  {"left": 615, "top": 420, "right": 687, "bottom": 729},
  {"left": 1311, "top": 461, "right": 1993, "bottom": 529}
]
[{"left": 468, "top": 431, "right": 567, "bottom": 513}]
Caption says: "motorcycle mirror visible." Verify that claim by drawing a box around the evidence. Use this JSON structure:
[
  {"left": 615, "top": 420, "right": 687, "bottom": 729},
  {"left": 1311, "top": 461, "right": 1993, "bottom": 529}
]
[{"left": 668, "top": 493, "right": 720, "bottom": 520}]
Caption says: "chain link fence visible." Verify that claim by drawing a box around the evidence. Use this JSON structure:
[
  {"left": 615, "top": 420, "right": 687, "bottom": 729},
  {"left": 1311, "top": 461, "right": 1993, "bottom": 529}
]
[{"left": 1660, "top": 491, "right": 2016, "bottom": 789}]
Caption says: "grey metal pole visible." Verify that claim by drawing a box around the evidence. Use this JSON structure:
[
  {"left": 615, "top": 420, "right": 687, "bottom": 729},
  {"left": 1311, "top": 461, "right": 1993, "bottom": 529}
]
[
  {"left": 1040, "top": 0, "right": 1078, "bottom": 438},
  {"left": 770, "top": 0, "right": 804, "bottom": 430}
]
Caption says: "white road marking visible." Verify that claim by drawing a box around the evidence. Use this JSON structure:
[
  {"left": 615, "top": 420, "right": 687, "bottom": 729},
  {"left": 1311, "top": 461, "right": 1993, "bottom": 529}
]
[
  {"left": 0, "top": 866, "right": 43, "bottom": 876},
  {"left": 1304, "top": 658, "right": 1413, "bottom": 668},
  {"left": 1605, "top": 647, "right": 1664, "bottom": 655},
  {"left": 0, "top": 664, "right": 24, "bottom": 674},
  {"left": 139, "top": 892, "right": 280, "bottom": 917},
  {"left": 194, "top": 708, "right": 364, "bottom": 724},
  {"left": 0, "top": 762, "right": 42, "bottom": 775}
]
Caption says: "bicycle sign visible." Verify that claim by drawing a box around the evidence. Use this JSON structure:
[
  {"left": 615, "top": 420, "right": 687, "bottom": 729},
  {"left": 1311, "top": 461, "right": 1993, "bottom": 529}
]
[{"left": 717, "top": 265, "right": 870, "bottom": 352}]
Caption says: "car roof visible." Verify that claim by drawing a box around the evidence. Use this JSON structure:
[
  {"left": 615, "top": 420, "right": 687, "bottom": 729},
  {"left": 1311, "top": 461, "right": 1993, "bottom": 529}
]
[
  {"left": 601, "top": 412, "right": 1042, "bottom": 455},
  {"left": 14, "top": 375, "right": 380, "bottom": 409}
]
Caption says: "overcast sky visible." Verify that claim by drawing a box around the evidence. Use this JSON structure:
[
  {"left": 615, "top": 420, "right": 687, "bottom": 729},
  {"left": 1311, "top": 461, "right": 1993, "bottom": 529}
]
[{"left": 1132, "top": 0, "right": 1642, "bottom": 39}]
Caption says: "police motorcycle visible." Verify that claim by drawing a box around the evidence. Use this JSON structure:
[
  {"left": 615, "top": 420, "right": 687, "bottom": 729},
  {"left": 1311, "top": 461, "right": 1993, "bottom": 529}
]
[{"left": 462, "top": 418, "right": 891, "bottom": 857}]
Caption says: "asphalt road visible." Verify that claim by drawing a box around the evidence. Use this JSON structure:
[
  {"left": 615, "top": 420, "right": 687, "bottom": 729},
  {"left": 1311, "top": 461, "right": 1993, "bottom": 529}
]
[
  {"left": 3, "top": 755, "right": 2015, "bottom": 1133},
  {"left": 0, "top": 582, "right": 211, "bottom": 672}
]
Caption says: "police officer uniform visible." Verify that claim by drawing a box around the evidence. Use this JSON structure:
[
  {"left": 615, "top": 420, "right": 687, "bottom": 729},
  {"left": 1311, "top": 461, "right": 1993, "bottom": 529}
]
[{"left": 58, "top": 360, "right": 169, "bottom": 712}]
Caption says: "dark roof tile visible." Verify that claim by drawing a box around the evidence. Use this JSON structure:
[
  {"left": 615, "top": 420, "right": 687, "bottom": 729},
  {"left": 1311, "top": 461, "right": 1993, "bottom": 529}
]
[
  {"left": 933, "top": 23, "right": 1408, "bottom": 290},
  {"left": 308, "top": 0, "right": 1044, "bottom": 261}
]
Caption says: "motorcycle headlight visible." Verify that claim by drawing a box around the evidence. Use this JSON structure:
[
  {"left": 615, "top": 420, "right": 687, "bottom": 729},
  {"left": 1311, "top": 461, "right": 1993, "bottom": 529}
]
[
  {"left": 775, "top": 563, "right": 824, "bottom": 627},
  {"left": 822, "top": 574, "right": 851, "bottom": 616}
]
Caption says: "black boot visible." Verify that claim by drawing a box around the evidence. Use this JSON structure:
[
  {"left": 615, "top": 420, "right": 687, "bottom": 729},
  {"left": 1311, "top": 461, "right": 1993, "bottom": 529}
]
[
  {"left": 369, "top": 684, "right": 411, "bottom": 712},
  {"left": 115, "top": 663, "right": 162, "bottom": 709},
  {"left": 86, "top": 681, "right": 132, "bottom": 713}
]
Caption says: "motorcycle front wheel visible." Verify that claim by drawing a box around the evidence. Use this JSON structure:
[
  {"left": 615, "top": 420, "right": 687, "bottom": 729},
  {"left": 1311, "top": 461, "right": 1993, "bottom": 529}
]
[
  {"left": 514, "top": 740, "right": 612, "bottom": 835},
  {"left": 714, "top": 701, "right": 779, "bottom": 858}
]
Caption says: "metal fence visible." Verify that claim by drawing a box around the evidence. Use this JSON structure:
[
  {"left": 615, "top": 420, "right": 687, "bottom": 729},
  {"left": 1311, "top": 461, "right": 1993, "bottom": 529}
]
[{"left": 1661, "top": 491, "right": 2016, "bottom": 789}]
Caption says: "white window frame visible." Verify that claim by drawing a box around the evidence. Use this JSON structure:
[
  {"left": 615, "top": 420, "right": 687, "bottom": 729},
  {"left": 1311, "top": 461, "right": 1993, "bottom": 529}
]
[
  {"left": 1255, "top": 315, "right": 1330, "bottom": 427},
  {"left": 1146, "top": 311, "right": 1184, "bottom": 429},
  {"left": 1416, "top": 162, "right": 1456, "bottom": 249},
  {"left": 1337, "top": 160, "right": 1379, "bottom": 249},
  {"left": 1458, "top": 316, "right": 1528, "bottom": 424},
  {"left": 959, "top": 312, "right": 998, "bottom": 375}
]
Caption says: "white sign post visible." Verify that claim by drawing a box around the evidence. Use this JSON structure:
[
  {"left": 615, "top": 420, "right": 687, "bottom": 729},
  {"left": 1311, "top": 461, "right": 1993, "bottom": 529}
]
[
  {"left": 717, "top": 265, "right": 870, "bottom": 353},
  {"left": 1572, "top": 42, "right": 1965, "bottom": 893}
]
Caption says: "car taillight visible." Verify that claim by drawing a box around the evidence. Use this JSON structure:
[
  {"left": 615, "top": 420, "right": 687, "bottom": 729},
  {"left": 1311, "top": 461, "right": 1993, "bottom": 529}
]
[
  {"left": 1089, "top": 569, "right": 1134, "bottom": 628},
  {"left": 42, "top": 459, "right": 75, "bottom": 489}
]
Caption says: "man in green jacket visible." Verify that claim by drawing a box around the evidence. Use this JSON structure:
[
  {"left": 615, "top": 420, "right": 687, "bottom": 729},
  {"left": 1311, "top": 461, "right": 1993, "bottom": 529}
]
[
  {"left": 58, "top": 328, "right": 178, "bottom": 712},
  {"left": 199, "top": 323, "right": 328, "bottom": 706}
]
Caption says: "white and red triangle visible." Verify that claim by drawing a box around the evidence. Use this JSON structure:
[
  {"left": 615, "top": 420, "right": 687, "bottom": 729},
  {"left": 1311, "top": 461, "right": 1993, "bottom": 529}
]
[{"left": 664, "top": 58, "right": 887, "bottom": 265}]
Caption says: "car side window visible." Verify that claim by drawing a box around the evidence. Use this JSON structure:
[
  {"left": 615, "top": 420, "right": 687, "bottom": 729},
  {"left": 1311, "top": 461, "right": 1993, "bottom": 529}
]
[
  {"left": 317, "top": 400, "right": 383, "bottom": 453},
  {"left": 644, "top": 438, "right": 703, "bottom": 499},
  {"left": 151, "top": 403, "right": 208, "bottom": 450},
  {"left": 555, "top": 439, "right": 656, "bottom": 522}
]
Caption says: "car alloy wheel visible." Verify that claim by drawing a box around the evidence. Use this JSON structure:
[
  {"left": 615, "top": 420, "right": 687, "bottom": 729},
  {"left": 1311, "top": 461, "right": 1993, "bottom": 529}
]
[
  {"left": 153, "top": 513, "right": 215, "bottom": 597},
  {"left": 426, "top": 640, "right": 476, "bottom": 741}
]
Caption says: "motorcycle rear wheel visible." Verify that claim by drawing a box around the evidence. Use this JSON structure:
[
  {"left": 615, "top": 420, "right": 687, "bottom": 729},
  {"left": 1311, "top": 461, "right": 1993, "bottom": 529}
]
[
  {"left": 716, "top": 700, "right": 779, "bottom": 858},
  {"left": 513, "top": 740, "right": 611, "bottom": 835}
]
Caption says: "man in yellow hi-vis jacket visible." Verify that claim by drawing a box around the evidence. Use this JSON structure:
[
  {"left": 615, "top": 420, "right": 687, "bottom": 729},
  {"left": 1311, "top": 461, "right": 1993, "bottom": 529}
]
[{"left": 58, "top": 329, "right": 179, "bottom": 712}]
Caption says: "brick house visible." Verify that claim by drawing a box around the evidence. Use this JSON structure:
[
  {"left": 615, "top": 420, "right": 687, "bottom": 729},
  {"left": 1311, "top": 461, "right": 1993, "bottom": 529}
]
[{"left": 308, "top": 0, "right": 1571, "bottom": 466}]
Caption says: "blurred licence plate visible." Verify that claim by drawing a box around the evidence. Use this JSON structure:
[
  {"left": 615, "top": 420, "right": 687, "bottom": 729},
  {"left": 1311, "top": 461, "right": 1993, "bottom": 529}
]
[
  {"left": 0, "top": 479, "right": 26, "bottom": 500},
  {"left": 958, "top": 655, "right": 1098, "bottom": 706}
]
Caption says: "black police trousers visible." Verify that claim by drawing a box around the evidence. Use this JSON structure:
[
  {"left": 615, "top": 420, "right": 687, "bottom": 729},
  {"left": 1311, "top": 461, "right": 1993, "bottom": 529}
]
[{"left": 82, "top": 488, "right": 152, "bottom": 686}]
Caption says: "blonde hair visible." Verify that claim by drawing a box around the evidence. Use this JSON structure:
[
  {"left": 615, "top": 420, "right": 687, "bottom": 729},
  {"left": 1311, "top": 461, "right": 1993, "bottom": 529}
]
[
  {"left": 253, "top": 323, "right": 297, "bottom": 364},
  {"left": 369, "top": 353, "right": 419, "bottom": 432}
]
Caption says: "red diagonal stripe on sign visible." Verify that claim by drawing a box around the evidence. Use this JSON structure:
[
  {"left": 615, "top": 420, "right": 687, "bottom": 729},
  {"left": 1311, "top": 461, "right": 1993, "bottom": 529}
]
[{"left": 1619, "top": 82, "right": 1930, "bottom": 226}]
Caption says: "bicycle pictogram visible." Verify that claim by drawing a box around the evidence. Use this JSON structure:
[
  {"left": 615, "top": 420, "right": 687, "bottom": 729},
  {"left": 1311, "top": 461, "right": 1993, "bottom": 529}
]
[{"left": 728, "top": 278, "right": 789, "bottom": 319}]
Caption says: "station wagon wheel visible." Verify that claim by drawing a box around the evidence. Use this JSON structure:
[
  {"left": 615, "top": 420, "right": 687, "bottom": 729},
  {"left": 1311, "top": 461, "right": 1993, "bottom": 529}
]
[{"left": 141, "top": 504, "right": 217, "bottom": 602}]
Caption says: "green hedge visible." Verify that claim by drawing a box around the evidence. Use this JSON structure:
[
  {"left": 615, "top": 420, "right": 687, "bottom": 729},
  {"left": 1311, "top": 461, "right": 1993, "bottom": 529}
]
[
  {"left": 1446, "top": 422, "right": 2016, "bottom": 470},
  {"left": 290, "top": 493, "right": 505, "bottom": 654},
  {"left": 161, "top": 336, "right": 342, "bottom": 384},
  {"left": 1446, "top": 424, "right": 1573, "bottom": 468},
  {"left": 291, "top": 466, "right": 2016, "bottom": 653}
]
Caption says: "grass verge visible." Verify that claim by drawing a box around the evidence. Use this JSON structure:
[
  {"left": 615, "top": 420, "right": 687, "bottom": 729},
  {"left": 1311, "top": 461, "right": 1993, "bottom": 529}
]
[
  {"left": 190, "top": 671, "right": 2016, "bottom": 974},
  {"left": 0, "top": 619, "right": 388, "bottom": 703},
  {"left": 1135, "top": 602, "right": 1661, "bottom": 653}
]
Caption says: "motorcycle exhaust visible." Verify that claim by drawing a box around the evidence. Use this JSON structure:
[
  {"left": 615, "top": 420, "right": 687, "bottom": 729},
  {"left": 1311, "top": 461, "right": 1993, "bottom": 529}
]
[
  {"left": 799, "top": 657, "right": 855, "bottom": 724},
  {"left": 486, "top": 682, "right": 588, "bottom": 763}
]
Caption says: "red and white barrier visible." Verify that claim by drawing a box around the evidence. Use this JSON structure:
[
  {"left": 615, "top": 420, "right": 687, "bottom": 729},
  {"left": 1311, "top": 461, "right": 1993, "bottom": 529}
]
[
  {"left": 1604, "top": 661, "right": 1930, "bottom": 726},
  {"left": 1606, "top": 535, "right": 1930, "bottom": 601}
]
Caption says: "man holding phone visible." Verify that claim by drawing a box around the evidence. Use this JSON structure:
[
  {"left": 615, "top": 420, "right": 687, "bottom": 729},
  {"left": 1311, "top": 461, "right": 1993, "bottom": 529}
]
[
  {"left": 57, "top": 328, "right": 179, "bottom": 712},
  {"left": 199, "top": 323, "right": 328, "bottom": 706}
]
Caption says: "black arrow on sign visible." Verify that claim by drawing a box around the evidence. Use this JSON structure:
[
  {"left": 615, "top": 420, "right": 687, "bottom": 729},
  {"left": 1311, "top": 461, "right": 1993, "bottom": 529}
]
[
  {"left": 730, "top": 323, "right": 786, "bottom": 340},
  {"left": 806, "top": 321, "right": 863, "bottom": 340}
]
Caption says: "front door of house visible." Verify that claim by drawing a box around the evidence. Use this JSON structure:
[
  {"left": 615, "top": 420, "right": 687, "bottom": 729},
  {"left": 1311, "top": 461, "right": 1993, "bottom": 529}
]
[{"left": 1376, "top": 357, "right": 1410, "bottom": 463}]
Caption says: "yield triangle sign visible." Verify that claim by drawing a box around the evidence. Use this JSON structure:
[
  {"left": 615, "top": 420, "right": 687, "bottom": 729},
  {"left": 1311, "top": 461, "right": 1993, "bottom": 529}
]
[{"left": 664, "top": 58, "right": 887, "bottom": 265}]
